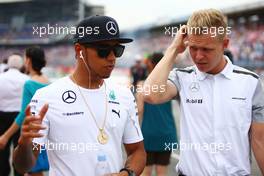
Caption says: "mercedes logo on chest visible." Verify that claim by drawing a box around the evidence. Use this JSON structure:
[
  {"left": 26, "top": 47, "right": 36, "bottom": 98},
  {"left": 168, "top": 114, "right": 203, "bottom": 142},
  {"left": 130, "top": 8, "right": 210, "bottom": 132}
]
[
  {"left": 106, "top": 21, "right": 117, "bottom": 35},
  {"left": 62, "top": 90, "right": 77, "bottom": 104},
  {"left": 189, "top": 82, "right": 200, "bottom": 92}
]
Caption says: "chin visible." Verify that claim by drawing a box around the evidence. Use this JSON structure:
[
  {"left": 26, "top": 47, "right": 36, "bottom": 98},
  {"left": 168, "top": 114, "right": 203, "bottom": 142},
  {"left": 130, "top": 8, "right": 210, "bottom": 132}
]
[
  {"left": 101, "top": 74, "right": 111, "bottom": 79},
  {"left": 197, "top": 66, "right": 208, "bottom": 73},
  {"left": 196, "top": 64, "right": 213, "bottom": 73}
]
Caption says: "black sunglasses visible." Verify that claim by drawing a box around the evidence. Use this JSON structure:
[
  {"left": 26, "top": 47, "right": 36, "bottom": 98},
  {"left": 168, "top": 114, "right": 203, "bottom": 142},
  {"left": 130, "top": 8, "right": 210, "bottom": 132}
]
[{"left": 83, "top": 44, "right": 125, "bottom": 58}]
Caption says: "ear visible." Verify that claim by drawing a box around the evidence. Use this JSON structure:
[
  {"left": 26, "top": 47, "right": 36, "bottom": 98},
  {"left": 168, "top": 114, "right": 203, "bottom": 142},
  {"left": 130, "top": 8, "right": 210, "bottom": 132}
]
[
  {"left": 25, "top": 57, "right": 31, "bottom": 67},
  {"left": 223, "top": 37, "right": 229, "bottom": 49},
  {"left": 24, "top": 57, "right": 29, "bottom": 65},
  {"left": 74, "top": 43, "right": 83, "bottom": 59},
  {"left": 80, "top": 51, "right": 84, "bottom": 59}
]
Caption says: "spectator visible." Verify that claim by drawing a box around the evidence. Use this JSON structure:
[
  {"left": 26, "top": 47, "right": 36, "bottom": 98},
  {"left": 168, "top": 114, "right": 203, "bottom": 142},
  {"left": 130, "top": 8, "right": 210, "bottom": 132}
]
[
  {"left": 0, "top": 54, "right": 29, "bottom": 176},
  {"left": 137, "top": 52, "right": 178, "bottom": 176}
]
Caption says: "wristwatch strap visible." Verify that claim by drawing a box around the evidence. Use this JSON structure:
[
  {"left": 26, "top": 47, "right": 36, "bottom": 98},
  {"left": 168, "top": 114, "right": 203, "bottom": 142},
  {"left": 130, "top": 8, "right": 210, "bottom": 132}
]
[{"left": 119, "top": 168, "right": 135, "bottom": 176}]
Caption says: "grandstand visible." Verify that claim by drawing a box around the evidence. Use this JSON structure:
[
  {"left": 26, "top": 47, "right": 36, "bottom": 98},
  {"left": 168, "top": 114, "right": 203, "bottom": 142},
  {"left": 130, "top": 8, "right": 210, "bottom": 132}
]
[
  {"left": 0, "top": 0, "right": 263, "bottom": 76},
  {"left": 0, "top": 0, "right": 104, "bottom": 44},
  {"left": 128, "top": 1, "right": 264, "bottom": 73},
  {"left": 0, "top": 0, "right": 104, "bottom": 71}
]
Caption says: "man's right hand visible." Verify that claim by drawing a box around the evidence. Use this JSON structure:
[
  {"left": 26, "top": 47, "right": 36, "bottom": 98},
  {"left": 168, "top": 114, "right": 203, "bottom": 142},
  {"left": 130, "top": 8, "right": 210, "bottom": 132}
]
[
  {"left": 18, "top": 104, "right": 48, "bottom": 146},
  {"left": 170, "top": 25, "right": 188, "bottom": 54}
]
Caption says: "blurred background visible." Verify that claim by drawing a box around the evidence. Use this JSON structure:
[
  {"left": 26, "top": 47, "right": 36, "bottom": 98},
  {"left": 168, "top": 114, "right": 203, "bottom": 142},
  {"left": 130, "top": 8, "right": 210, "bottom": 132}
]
[
  {"left": 0, "top": 0, "right": 263, "bottom": 80},
  {"left": 0, "top": 0, "right": 263, "bottom": 175}
]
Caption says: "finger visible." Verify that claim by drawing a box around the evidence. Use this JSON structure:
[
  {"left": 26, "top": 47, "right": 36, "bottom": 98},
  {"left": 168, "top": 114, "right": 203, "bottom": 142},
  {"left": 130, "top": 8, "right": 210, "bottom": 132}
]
[
  {"left": 180, "top": 25, "right": 188, "bottom": 34},
  {"left": 22, "top": 124, "right": 46, "bottom": 132},
  {"left": 173, "top": 25, "right": 188, "bottom": 43},
  {"left": 184, "top": 41, "right": 189, "bottom": 47},
  {"left": 38, "top": 104, "right": 49, "bottom": 121},
  {"left": 25, "top": 105, "right": 31, "bottom": 116},
  {"left": 24, "top": 116, "right": 43, "bottom": 125},
  {"left": 29, "top": 123, "right": 46, "bottom": 132},
  {"left": 22, "top": 132, "right": 44, "bottom": 138},
  {"left": 22, "top": 119, "right": 44, "bottom": 131}
]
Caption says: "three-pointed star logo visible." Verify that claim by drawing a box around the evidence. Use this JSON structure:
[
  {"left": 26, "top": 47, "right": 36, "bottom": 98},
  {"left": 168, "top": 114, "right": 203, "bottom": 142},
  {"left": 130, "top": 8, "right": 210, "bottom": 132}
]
[
  {"left": 189, "top": 82, "right": 200, "bottom": 92},
  {"left": 62, "top": 90, "right": 77, "bottom": 104},
  {"left": 106, "top": 21, "right": 117, "bottom": 35}
]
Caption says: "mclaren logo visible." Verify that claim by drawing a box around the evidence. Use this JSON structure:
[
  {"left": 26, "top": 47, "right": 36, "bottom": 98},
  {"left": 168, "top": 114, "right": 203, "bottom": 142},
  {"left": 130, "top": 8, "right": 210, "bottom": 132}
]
[
  {"left": 106, "top": 21, "right": 117, "bottom": 35},
  {"left": 62, "top": 90, "right": 76, "bottom": 104},
  {"left": 189, "top": 82, "right": 200, "bottom": 92}
]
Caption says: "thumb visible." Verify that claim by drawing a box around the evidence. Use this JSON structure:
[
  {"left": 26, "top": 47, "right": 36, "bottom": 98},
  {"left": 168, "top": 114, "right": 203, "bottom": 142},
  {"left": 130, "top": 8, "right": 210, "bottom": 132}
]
[
  {"left": 39, "top": 104, "right": 49, "bottom": 121},
  {"left": 25, "top": 105, "right": 31, "bottom": 116}
]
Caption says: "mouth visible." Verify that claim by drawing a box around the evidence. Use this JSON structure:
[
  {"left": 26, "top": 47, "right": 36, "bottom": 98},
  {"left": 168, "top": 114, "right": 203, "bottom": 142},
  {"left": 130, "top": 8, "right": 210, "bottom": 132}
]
[
  {"left": 105, "top": 65, "right": 114, "bottom": 70},
  {"left": 197, "top": 62, "right": 207, "bottom": 66}
]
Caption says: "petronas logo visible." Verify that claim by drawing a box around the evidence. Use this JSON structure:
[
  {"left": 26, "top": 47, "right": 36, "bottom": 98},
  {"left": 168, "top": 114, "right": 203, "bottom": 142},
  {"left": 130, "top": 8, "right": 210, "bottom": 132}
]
[{"left": 109, "top": 90, "right": 116, "bottom": 100}]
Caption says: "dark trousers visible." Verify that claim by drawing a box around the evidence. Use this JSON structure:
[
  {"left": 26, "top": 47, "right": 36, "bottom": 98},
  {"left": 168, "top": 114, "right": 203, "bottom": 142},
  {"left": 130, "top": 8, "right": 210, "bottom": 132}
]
[{"left": 0, "top": 111, "right": 22, "bottom": 176}]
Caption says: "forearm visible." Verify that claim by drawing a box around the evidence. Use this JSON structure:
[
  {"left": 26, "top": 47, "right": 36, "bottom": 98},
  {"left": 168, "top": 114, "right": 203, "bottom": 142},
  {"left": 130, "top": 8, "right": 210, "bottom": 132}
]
[
  {"left": 138, "top": 110, "right": 143, "bottom": 125},
  {"left": 252, "top": 139, "right": 264, "bottom": 174},
  {"left": 135, "top": 91, "right": 144, "bottom": 125},
  {"left": 3, "top": 122, "right": 19, "bottom": 139},
  {"left": 124, "top": 148, "right": 146, "bottom": 176},
  {"left": 144, "top": 46, "right": 177, "bottom": 96},
  {"left": 13, "top": 141, "right": 37, "bottom": 174}
]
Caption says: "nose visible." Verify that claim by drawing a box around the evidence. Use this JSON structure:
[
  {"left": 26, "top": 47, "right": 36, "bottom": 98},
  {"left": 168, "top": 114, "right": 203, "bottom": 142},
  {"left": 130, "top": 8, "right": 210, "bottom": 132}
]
[
  {"left": 106, "top": 51, "right": 116, "bottom": 62},
  {"left": 195, "top": 49, "right": 205, "bottom": 61}
]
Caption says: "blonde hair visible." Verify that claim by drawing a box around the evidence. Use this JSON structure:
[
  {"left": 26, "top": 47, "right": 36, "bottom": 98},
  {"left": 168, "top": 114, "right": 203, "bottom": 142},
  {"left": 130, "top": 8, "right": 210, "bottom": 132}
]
[{"left": 187, "top": 9, "right": 228, "bottom": 40}]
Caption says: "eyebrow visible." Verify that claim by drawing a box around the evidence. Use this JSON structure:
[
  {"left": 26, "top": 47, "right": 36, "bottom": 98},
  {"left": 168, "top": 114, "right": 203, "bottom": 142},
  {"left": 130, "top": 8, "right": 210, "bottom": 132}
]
[{"left": 189, "top": 45, "right": 215, "bottom": 50}]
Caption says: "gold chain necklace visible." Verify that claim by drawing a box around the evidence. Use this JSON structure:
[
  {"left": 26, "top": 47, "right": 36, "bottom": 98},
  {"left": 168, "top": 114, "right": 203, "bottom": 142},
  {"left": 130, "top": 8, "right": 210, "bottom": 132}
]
[{"left": 71, "top": 75, "right": 109, "bottom": 145}]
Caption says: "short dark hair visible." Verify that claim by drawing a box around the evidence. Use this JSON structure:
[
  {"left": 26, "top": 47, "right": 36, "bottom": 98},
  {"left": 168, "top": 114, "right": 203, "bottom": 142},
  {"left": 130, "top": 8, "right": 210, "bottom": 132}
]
[
  {"left": 150, "top": 52, "right": 164, "bottom": 66},
  {"left": 3, "top": 58, "right": 8, "bottom": 64},
  {"left": 25, "top": 46, "right": 46, "bottom": 75}
]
